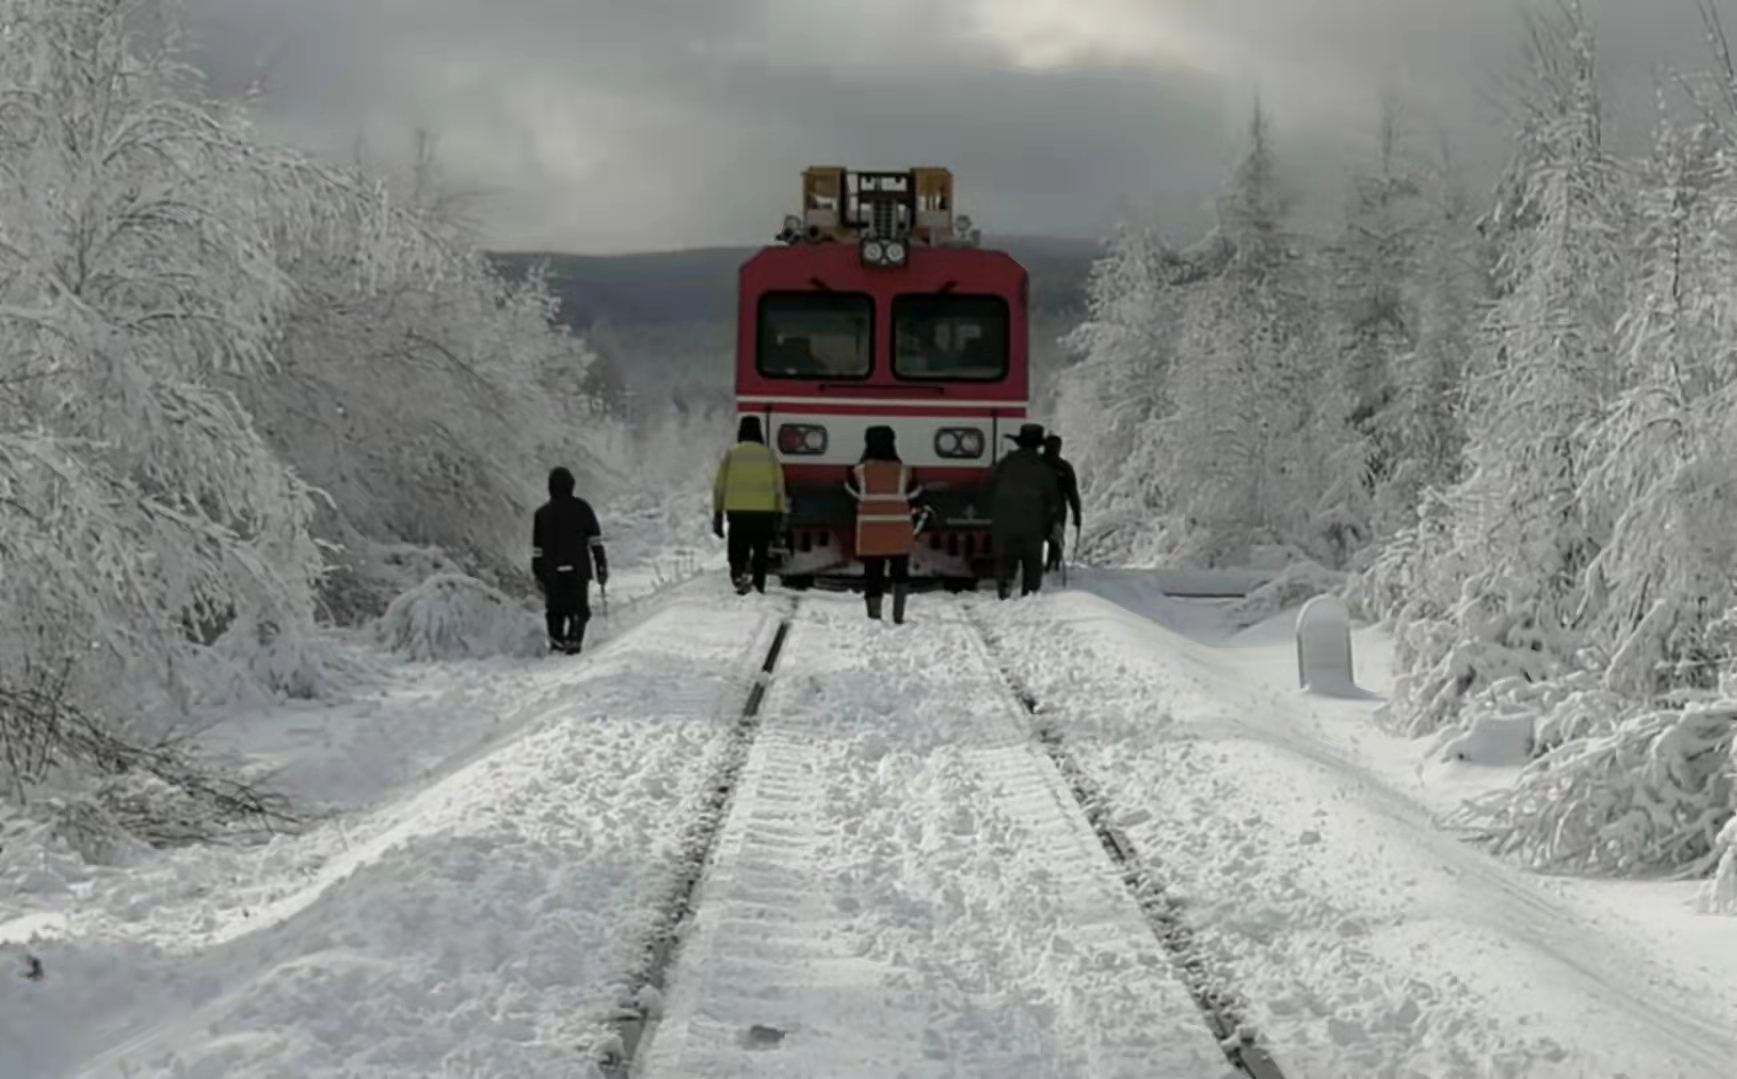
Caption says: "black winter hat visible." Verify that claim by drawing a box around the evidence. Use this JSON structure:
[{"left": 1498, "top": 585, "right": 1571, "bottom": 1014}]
[{"left": 548, "top": 466, "right": 576, "bottom": 498}]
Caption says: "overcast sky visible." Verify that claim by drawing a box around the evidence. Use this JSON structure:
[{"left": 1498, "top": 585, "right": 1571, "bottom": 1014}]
[{"left": 185, "top": 0, "right": 1735, "bottom": 253}]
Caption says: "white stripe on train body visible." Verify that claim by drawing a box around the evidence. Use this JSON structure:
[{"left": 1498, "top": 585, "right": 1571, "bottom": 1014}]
[{"left": 751, "top": 408, "right": 1028, "bottom": 470}]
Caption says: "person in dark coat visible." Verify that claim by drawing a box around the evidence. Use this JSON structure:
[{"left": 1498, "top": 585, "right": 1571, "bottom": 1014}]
[
  {"left": 1042, "top": 435, "right": 1083, "bottom": 573},
  {"left": 989, "top": 423, "right": 1061, "bottom": 599},
  {"left": 532, "top": 466, "right": 608, "bottom": 653}
]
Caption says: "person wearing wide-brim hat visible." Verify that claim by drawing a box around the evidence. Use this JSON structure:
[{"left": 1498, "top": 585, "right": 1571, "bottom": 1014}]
[{"left": 988, "top": 422, "right": 1061, "bottom": 599}]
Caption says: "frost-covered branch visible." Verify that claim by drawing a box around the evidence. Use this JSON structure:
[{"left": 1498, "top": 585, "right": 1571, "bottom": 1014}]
[{"left": 1455, "top": 697, "right": 1735, "bottom": 876}]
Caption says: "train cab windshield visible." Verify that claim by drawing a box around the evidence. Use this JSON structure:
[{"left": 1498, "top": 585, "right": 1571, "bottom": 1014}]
[
  {"left": 758, "top": 292, "right": 873, "bottom": 378},
  {"left": 892, "top": 294, "right": 1009, "bottom": 381}
]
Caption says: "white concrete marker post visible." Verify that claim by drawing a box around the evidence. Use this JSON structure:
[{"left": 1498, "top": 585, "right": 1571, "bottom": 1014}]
[{"left": 1295, "top": 594, "right": 1356, "bottom": 695}]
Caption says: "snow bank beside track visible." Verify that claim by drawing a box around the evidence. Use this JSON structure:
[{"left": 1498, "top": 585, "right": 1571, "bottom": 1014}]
[
  {"left": 982, "top": 591, "right": 1737, "bottom": 1079},
  {"left": 4, "top": 588, "right": 782, "bottom": 1079}
]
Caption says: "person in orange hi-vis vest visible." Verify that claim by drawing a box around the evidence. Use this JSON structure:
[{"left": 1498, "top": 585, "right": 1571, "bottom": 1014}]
[{"left": 845, "top": 425, "right": 927, "bottom": 624}]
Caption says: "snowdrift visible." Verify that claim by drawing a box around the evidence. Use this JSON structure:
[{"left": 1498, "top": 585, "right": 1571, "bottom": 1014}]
[
  {"left": 1225, "top": 558, "right": 1345, "bottom": 629},
  {"left": 375, "top": 575, "right": 546, "bottom": 661}
]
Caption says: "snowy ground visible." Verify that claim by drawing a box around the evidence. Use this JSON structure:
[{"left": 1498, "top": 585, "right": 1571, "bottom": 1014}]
[
  {"left": 639, "top": 596, "right": 1232, "bottom": 1079},
  {"left": 0, "top": 575, "right": 781, "bottom": 1079},
  {"left": 4, "top": 565, "right": 1733, "bottom": 1078},
  {"left": 1014, "top": 569, "right": 1737, "bottom": 1078}
]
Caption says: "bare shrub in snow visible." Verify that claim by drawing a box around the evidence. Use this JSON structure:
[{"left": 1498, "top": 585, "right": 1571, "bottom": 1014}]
[
  {"left": 1454, "top": 695, "right": 1735, "bottom": 876},
  {"left": 376, "top": 575, "right": 546, "bottom": 662},
  {"left": 190, "top": 618, "right": 383, "bottom": 708},
  {"left": 1426, "top": 664, "right": 1624, "bottom": 764},
  {"left": 1, "top": 665, "right": 301, "bottom": 851},
  {"left": 315, "top": 537, "right": 470, "bottom": 626}
]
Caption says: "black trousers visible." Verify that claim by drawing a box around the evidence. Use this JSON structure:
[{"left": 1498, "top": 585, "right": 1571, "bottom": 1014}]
[
  {"left": 994, "top": 533, "right": 1044, "bottom": 598},
  {"left": 543, "top": 572, "right": 591, "bottom": 645},
  {"left": 727, "top": 511, "right": 777, "bottom": 593},
  {"left": 861, "top": 555, "right": 910, "bottom": 599}
]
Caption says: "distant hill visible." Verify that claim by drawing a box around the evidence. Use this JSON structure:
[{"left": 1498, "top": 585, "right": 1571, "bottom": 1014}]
[{"left": 489, "top": 235, "right": 1101, "bottom": 329}]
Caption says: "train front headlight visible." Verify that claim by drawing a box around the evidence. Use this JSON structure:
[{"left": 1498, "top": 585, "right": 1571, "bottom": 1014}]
[
  {"left": 778, "top": 423, "right": 828, "bottom": 455},
  {"left": 934, "top": 427, "right": 984, "bottom": 459}
]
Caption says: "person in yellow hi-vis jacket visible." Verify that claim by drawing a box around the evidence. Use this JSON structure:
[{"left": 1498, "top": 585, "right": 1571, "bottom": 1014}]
[{"left": 713, "top": 415, "right": 785, "bottom": 594}]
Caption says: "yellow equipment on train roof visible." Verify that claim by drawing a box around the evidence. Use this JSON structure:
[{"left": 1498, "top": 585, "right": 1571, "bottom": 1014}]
[{"left": 776, "top": 167, "right": 982, "bottom": 251}]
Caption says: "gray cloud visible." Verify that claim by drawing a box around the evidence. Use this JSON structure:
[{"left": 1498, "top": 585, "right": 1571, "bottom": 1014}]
[{"left": 183, "top": 0, "right": 1737, "bottom": 252}]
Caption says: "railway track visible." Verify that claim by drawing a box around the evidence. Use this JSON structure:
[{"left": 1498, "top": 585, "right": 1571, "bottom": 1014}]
[
  {"left": 966, "top": 610, "right": 1288, "bottom": 1079},
  {"left": 598, "top": 595, "right": 799, "bottom": 1078},
  {"left": 600, "top": 594, "right": 1286, "bottom": 1078}
]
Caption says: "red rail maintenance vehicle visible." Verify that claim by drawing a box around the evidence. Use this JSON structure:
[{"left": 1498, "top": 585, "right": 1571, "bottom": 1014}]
[{"left": 736, "top": 166, "right": 1030, "bottom": 590}]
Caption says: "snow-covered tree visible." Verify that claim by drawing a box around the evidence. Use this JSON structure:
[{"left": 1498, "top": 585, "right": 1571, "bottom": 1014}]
[
  {"left": 1329, "top": 95, "right": 1424, "bottom": 500},
  {"left": 1440, "top": 13, "right": 1737, "bottom": 880},
  {"left": 229, "top": 141, "right": 613, "bottom": 611},
  {"left": 1384, "top": 1, "right": 1631, "bottom": 734},
  {"left": 0, "top": 0, "right": 325, "bottom": 735},
  {"left": 0, "top": 0, "right": 614, "bottom": 827},
  {"left": 1324, "top": 96, "right": 1485, "bottom": 545},
  {"left": 1155, "top": 102, "right": 1340, "bottom": 567},
  {"left": 1054, "top": 221, "right": 1177, "bottom": 561},
  {"left": 1382, "top": 134, "right": 1480, "bottom": 515},
  {"left": 1577, "top": 118, "right": 1737, "bottom": 697}
]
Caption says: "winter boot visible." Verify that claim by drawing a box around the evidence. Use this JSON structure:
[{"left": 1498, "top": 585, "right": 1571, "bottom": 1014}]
[
  {"left": 866, "top": 594, "right": 883, "bottom": 620},
  {"left": 733, "top": 573, "right": 752, "bottom": 595},
  {"left": 892, "top": 585, "right": 908, "bottom": 625}
]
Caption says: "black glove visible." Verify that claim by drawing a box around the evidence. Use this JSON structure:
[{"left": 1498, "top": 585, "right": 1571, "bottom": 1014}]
[
  {"left": 712, "top": 513, "right": 725, "bottom": 539},
  {"left": 596, "top": 567, "right": 609, "bottom": 586}
]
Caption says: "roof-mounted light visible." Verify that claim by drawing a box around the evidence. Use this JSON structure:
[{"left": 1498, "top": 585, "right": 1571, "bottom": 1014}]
[{"left": 860, "top": 237, "right": 908, "bottom": 268}]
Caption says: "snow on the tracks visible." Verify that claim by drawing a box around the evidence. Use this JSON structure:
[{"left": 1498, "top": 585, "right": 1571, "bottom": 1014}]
[
  {"left": 987, "top": 589, "right": 1737, "bottom": 1079},
  {"left": 3, "top": 586, "right": 781, "bottom": 1079},
  {"left": 638, "top": 593, "right": 1233, "bottom": 1079}
]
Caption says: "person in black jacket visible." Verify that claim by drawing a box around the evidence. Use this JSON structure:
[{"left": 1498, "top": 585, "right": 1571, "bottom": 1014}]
[
  {"left": 532, "top": 466, "right": 608, "bottom": 654},
  {"left": 990, "top": 424, "right": 1061, "bottom": 599}
]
